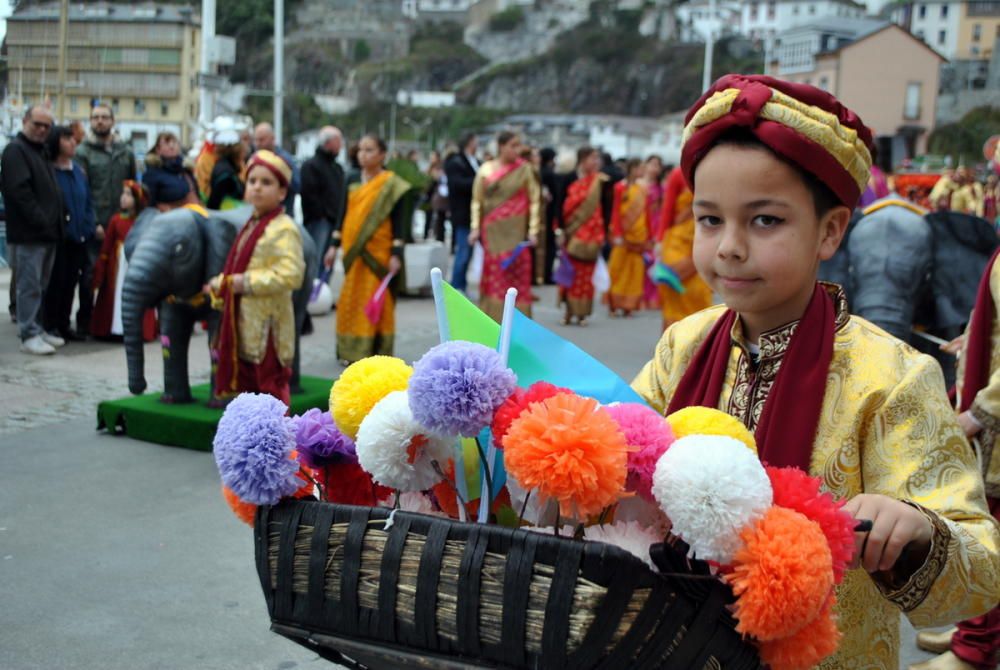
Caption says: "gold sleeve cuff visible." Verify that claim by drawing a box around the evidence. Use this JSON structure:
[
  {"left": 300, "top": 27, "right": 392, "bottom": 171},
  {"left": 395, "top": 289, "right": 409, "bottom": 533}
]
[
  {"left": 971, "top": 402, "right": 1000, "bottom": 434},
  {"left": 874, "top": 502, "right": 951, "bottom": 612}
]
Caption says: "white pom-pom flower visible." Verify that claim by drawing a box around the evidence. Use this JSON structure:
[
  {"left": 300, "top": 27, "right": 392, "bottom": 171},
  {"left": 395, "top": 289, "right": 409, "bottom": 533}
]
[
  {"left": 585, "top": 520, "right": 663, "bottom": 570},
  {"left": 356, "top": 390, "right": 453, "bottom": 492},
  {"left": 378, "top": 491, "right": 446, "bottom": 517},
  {"left": 651, "top": 434, "right": 772, "bottom": 564}
]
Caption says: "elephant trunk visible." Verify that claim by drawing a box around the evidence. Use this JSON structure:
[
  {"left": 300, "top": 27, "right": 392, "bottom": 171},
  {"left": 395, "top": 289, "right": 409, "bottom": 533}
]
[{"left": 122, "top": 244, "right": 169, "bottom": 395}]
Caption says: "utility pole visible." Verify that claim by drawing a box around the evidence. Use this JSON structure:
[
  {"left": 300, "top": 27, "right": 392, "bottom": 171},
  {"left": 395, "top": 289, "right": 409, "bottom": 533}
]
[
  {"left": 274, "top": 0, "right": 284, "bottom": 146},
  {"left": 55, "top": 0, "right": 69, "bottom": 121},
  {"left": 701, "top": 0, "right": 717, "bottom": 92},
  {"left": 199, "top": 0, "right": 217, "bottom": 128}
]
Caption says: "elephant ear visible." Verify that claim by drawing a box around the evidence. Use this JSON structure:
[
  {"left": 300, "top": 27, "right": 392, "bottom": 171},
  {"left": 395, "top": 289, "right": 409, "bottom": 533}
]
[
  {"left": 123, "top": 207, "right": 161, "bottom": 261},
  {"left": 818, "top": 208, "right": 863, "bottom": 306},
  {"left": 199, "top": 207, "right": 243, "bottom": 279},
  {"left": 926, "top": 211, "right": 999, "bottom": 332}
]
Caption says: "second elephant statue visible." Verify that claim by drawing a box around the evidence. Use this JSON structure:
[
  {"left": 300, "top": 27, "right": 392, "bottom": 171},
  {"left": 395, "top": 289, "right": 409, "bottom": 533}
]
[{"left": 121, "top": 204, "right": 318, "bottom": 403}]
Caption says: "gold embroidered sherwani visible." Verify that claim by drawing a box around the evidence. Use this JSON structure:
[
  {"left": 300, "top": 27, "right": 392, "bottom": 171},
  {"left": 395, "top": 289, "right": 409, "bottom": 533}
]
[
  {"left": 633, "top": 285, "right": 1000, "bottom": 670},
  {"left": 231, "top": 213, "right": 304, "bottom": 367},
  {"left": 958, "top": 255, "right": 1000, "bottom": 499}
]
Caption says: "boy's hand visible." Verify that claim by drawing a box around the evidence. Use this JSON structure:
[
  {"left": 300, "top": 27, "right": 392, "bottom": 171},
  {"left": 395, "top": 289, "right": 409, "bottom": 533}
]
[
  {"left": 958, "top": 410, "right": 982, "bottom": 437},
  {"left": 940, "top": 335, "right": 965, "bottom": 356},
  {"left": 844, "top": 494, "right": 933, "bottom": 573}
]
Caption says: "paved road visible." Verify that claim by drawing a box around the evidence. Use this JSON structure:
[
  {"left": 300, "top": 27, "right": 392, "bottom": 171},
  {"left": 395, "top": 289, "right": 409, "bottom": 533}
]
[{"left": 0, "top": 267, "right": 937, "bottom": 669}]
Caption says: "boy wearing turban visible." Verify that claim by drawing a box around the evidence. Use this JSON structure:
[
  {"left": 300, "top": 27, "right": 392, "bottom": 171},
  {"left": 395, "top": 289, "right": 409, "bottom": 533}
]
[
  {"left": 208, "top": 150, "right": 305, "bottom": 405},
  {"left": 632, "top": 74, "right": 1000, "bottom": 669}
]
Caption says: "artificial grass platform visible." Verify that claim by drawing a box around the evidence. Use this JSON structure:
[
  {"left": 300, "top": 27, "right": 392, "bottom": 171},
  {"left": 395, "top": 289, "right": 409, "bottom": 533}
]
[{"left": 96, "top": 376, "right": 333, "bottom": 452}]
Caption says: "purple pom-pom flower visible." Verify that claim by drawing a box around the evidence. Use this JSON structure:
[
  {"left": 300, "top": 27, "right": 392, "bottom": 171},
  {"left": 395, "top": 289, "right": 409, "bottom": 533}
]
[
  {"left": 408, "top": 341, "right": 517, "bottom": 437},
  {"left": 213, "top": 393, "right": 301, "bottom": 505},
  {"left": 289, "top": 408, "right": 357, "bottom": 468}
]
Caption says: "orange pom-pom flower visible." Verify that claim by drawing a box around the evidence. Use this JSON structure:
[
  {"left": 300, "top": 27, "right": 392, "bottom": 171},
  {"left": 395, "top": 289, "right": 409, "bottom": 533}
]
[
  {"left": 727, "top": 506, "right": 834, "bottom": 641},
  {"left": 503, "top": 392, "right": 630, "bottom": 518},
  {"left": 223, "top": 485, "right": 257, "bottom": 526},
  {"left": 758, "top": 596, "right": 842, "bottom": 670}
]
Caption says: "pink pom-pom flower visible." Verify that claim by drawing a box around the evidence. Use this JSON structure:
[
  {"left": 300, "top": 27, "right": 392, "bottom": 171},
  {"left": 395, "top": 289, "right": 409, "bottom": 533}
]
[{"left": 605, "top": 403, "right": 675, "bottom": 502}]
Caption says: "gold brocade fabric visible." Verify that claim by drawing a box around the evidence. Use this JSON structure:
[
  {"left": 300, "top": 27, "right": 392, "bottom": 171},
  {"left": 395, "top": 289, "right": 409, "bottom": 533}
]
[
  {"left": 337, "top": 171, "right": 398, "bottom": 363},
  {"left": 235, "top": 213, "right": 305, "bottom": 367},
  {"left": 633, "top": 285, "right": 1000, "bottom": 670},
  {"left": 958, "top": 256, "right": 1000, "bottom": 498},
  {"left": 470, "top": 159, "right": 541, "bottom": 240}
]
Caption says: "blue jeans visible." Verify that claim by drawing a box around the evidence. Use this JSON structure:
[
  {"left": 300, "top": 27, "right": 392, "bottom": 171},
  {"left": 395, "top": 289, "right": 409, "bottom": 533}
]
[
  {"left": 451, "top": 225, "right": 472, "bottom": 291},
  {"left": 305, "top": 218, "right": 333, "bottom": 264}
]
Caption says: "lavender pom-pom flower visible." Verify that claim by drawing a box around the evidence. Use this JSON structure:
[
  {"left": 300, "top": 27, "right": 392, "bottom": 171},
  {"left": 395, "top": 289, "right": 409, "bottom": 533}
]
[
  {"left": 408, "top": 341, "right": 517, "bottom": 437},
  {"left": 213, "top": 393, "right": 301, "bottom": 505},
  {"left": 290, "top": 408, "right": 357, "bottom": 468}
]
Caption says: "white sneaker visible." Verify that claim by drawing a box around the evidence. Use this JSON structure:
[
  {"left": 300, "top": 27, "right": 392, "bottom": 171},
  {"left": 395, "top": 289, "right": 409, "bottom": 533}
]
[
  {"left": 41, "top": 332, "right": 65, "bottom": 348},
  {"left": 20, "top": 335, "right": 56, "bottom": 355}
]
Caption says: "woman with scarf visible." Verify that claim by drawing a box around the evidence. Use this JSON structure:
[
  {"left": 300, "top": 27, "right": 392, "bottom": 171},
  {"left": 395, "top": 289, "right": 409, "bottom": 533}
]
[
  {"left": 468, "top": 131, "right": 541, "bottom": 322},
  {"left": 607, "top": 158, "right": 652, "bottom": 318},
  {"left": 557, "top": 146, "right": 611, "bottom": 326},
  {"left": 324, "top": 134, "right": 412, "bottom": 365}
]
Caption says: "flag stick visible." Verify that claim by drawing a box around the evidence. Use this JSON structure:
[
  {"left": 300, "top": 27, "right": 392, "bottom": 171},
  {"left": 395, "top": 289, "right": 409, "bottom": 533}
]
[
  {"left": 478, "top": 287, "right": 518, "bottom": 523},
  {"left": 430, "top": 267, "right": 467, "bottom": 521}
]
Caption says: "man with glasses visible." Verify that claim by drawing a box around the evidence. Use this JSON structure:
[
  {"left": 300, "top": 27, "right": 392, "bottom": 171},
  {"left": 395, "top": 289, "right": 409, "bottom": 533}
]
[
  {"left": 1, "top": 106, "right": 66, "bottom": 355},
  {"left": 74, "top": 103, "right": 136, "bottom": 338}
]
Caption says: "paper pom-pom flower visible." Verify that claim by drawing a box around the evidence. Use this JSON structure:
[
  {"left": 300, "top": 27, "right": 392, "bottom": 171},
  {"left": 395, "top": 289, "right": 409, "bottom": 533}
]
[
  {"left": 727, "top": 506, "right": 834, "bottom": 641},
  {"left": 492, "top": 382, "right": 568, "bottom": 448},
  {"left": 614, "top": 495, "right": 672, "bottom": 536},
  {"left": 605, "top": 403, "right": 675, "bottom": 502},
  {"left": 378, "top": 491, "right": 446, "bottom": 517},
  {"left": 585, "top": 520, "right": 662, "bottom": 570},
  {"left": 504, "top": 392, "right": 630, "bottom": 518},
  {"left": 330, "top": 356, "right": 412, "bottom": 439},
  {"left": 666, "top": 406, "right": 757, "bottom": 453},
  {"left": 766, "top": 466, "right": 856, "bottom": 583},
  {"left": 223, "top": 485, "right": 257, "bottom": 526},
  {"left": 651, "top": 434, "right": 772, "bottom": 563},
  {"left": 408, "top": 341, "right": 517, "bottom": 437},
  {"left": 758, "top": 596, "right": 841, "bottom": 670},
  {"left": 316, "top": 460, "right": 391, "bottom": 507},
  {"left": 214, "top": 393, "right": 302, "bottom": 505},
  {"left": 290, "top": 408, "right": 356, "bottom": 468},
  {"left": 356, "top": 390, "right": 454, "bottom": 491}
]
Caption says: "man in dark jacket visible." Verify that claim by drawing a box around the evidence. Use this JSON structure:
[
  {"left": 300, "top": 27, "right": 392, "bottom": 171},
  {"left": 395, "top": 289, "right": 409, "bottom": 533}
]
[
  {"left": 1, "top": 106, "right": 65, "bottom": 355},
  {"left": 444, "top": 133, "right": 479, "bottom": 292},
  {"left": 301, "top": 126, "right": 345, "bottom": 260},
  {"left": 68, "top": 104, "right": 133, "bottom": 336}
]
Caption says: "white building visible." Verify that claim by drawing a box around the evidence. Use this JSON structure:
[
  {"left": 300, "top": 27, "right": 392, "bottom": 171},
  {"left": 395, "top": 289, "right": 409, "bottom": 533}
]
[
  {"left": 677, "top": 0, "right": 867, "bottom": 44},
  {"left": 395, "top": 90, "right": 457, "bottom": 108},
  {"left": 889, "top": 0, "right": 962, "bottom": 57},
  {"left": 402, "top": 0, "right": 477, "bottom": 23},
  {"left": 774, "top": 17, "right": 888, "bottom": 75}
]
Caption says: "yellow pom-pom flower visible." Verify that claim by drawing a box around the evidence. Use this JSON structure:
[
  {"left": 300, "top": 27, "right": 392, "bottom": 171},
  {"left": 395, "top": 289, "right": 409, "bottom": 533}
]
[
  {"left": 665, "top": 406, "right": 757, "bottom": 453},
  {"left": 330, "top": 356, "right": 413, "bottom": 439}
]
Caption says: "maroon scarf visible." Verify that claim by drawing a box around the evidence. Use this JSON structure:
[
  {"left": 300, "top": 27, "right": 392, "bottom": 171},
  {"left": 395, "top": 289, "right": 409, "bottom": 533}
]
[
  {"left": 666, "top": 284, "right": 835, "bottom": 471},
  {"left": 213, "top": 207, "right": 283, "bottom": 398},
  {"left": 960, "top": 248, "right": 1000, "bottom": 413}
]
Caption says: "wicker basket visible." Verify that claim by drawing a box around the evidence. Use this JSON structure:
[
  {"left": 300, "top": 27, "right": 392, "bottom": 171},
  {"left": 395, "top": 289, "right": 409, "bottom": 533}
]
[{"left": 255, "top": 499, "right": 763, "bottom": 670}]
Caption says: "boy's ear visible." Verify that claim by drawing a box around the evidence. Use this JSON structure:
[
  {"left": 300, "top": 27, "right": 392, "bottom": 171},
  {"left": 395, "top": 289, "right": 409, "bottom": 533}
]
[{"left": 818, "top": 205, "right": 851, "bottom": 261}]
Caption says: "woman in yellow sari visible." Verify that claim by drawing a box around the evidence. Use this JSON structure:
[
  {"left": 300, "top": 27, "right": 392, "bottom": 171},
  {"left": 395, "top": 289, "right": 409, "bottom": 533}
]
[
  {"left": 658, "top": 187, "right": 713, "bottom": 330},
  {"left": 324, "top": 134, "right": 412, "bottom": 365},
  {"left": 607, "top": 159, "right": 651, "bottom": 317},
  {"left": 468, "top": 131, "right": 541, "bottom": 322}
]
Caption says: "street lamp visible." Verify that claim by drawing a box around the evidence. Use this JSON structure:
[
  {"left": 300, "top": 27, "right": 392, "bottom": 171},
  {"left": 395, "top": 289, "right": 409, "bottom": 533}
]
[{"left": 402, "top": 116, "right": 433, "bottom": 153}]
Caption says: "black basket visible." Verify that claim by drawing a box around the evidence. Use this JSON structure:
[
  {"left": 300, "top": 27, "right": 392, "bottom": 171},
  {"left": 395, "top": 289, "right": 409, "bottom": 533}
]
[{"left": 254, "top": 499, "right": 763, "bottom": 670}]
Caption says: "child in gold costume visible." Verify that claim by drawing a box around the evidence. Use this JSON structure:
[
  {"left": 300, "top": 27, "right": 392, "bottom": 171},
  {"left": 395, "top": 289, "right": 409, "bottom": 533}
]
[{"left": 632, "top": 74, "right": 1000, "bottom": 670}]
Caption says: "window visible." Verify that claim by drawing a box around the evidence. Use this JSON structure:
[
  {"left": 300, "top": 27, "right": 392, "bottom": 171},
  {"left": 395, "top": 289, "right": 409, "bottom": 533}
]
[
  {"left": 767, "top": 1, "right": 775, "bottom": 19},
  {"left": 904, "top": 82, "right": 922, "bottom": 119},
  {"left": 818, "top": 75, "right": 829, "bottom": 90},
  {"left": 751, "top": 2, "right": 758, "bottom": 19},
  {"left": 941, "top": 4, "right": 949, "bottom": 16},
  {"left": 69, "top": 97, "right": 78, "bottom": 113},
  {"left": 918, "top": 4, "right": 926, "bottom": 17},
  {"left": 917, "top": 29, "right": 925, "bottom": 39},
  {"left": 160, "top": 102, "right": 169, "bottom": 117},
  {"left": 111, "top": 98, "right": 120, "bottom": 114},
  {"left": 809, "top": 4, "right": 816, "bottom": 13},
  {"left": 939, "top": 29, "right": 947, "bottom": 43},
  {"left": 974, "top": 23, "right": 982, "bottom": 41},
  {"left": 134, "top": 99, "right": 145, "bottom": 115},
  {"left": 793, "top": 5, "right": 800, "bottom": 13}
]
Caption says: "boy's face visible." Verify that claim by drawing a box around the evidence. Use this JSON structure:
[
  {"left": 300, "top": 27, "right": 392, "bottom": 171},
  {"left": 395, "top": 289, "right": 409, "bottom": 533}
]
[
  {"left": 246, "top": 165, "right": 287, "bottom": 214},
  {"left": 691, "top": 144, "right": 850, "bottom": 334}
]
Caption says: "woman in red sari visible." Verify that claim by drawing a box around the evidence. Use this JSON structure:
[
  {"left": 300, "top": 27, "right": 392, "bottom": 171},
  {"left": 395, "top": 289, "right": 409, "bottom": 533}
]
[
  {"left": 557, "top": 146, "right": 611, "bottom": 326},
  {"left": 469, "top": 131, "right": 541, "bottom": 322}
]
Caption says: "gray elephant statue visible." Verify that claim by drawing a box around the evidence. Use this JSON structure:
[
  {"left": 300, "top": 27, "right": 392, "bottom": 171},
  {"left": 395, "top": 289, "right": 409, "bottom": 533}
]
[
  {"left": 819, "top": 197, "right": 998, "bottom": 386},
  {"left": 122, "top": 204, "right": 318, "bottom": 404}
]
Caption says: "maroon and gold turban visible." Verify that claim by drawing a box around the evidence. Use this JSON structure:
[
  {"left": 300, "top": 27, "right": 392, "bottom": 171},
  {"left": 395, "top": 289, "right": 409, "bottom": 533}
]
[
  {"left": 247, "top": 149, "right": 292, "bottom": 188},
  {"left": 680, "top": 74, "right": 875, "bottom": 209}
]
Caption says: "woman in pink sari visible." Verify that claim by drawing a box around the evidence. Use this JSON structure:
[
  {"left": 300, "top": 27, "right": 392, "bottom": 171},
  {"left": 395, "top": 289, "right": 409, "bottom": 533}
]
[{"left": 469, "top": 131, "right": 541, "bottom": 322}]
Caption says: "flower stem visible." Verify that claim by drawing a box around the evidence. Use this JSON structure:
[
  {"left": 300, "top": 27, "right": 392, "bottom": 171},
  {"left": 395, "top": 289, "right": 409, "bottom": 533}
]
[
  {"left": 299, "top": 467, "right": 326, "bottom": 502},
  {"left": 474, "top": 436, "right": 494, "bottom": 511},
  {"left": 431, "top": 459, "right": 468, "bottom": 509},
  {"left": 518, "top": 489, "right": 532, "bottom": 526}
]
